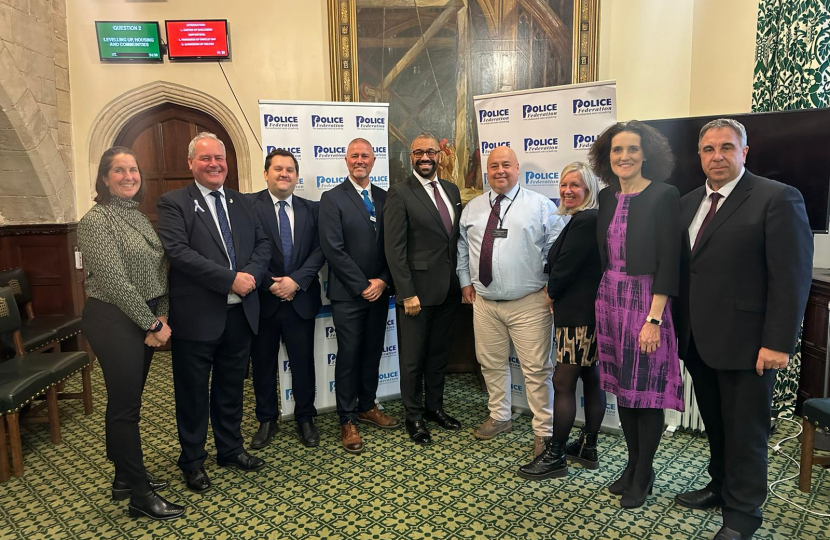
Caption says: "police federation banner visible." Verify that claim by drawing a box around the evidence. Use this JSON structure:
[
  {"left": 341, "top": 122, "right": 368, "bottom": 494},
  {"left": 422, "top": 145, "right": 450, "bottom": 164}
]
[
  {"left": 257, "top": 100, "right": 400, "bottom": 420},
  {"left": 473, "top": 80, "right": 617, "bottom": 201},
  {"left": 473, "top": 81, "right": 620, "bottom": 433}
]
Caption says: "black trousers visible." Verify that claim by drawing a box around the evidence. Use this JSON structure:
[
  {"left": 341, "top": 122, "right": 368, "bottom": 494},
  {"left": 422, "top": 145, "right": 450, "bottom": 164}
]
[
  {"left": 172, "top": 304, "right": 252, "bottom": 471},
  {"left": 331, "top": 294, "right": 389, "bottom": 424},
  {"left": 684, "top": 334, "right": 775, "bottom": 536},
  {"left": 397, "top": 293, "right": 460, "bottom": 421},
  {"left": 82, "top": 298, "right": 154, "bottom": 494},
  {"left": 251, "top": 303, "right": 317, "bottom": 423}
]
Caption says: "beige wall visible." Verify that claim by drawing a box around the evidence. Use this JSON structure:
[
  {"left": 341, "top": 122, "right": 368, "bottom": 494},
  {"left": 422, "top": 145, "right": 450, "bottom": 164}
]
[
  {"left": 67, "top": 0, "right": 331, "bottom": 216},
  {"left": 598, "top": 0, "right": 758, "bottom": 120}
]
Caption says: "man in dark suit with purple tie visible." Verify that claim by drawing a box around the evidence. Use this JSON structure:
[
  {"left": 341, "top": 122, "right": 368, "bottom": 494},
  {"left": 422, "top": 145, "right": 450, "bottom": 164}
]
[
  {"left": 384, "top": 133, "right": 463, "bottom": 444},
  {"left": 674, "top": 118, "right": 813, "bottom": 540},
  {"left": 248, "top": 148, "right": 325, "bottom": 449}
]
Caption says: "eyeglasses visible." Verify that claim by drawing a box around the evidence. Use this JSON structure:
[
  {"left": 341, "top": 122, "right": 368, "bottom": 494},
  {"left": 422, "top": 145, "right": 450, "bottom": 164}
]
[{"left": 411, "top": 149, "right": 438, "bottom": 158}]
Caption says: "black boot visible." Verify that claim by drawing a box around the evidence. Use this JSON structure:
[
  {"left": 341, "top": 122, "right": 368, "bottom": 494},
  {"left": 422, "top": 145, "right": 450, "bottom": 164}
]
[
  {"left": 112, "top": 476, "right": 169, "bottom": 501},
  {"left": 517, "top": 440, "right": 568, "bottom": 480},
  {"left": 565, "top": 429, "right": 599, "bottom": 469},
  {"left": 128, "top": 491, "right": 186, "bottom": 520}
]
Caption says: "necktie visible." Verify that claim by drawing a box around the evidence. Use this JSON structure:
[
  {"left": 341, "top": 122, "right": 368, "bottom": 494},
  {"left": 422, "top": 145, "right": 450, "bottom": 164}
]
[
  {"left": 692, "top": 192, "right": 723, "bottom": 251},
  {"left": 277, "top": 201, "right": 293, "bottom": 272},
  {"left": 430, "top": 181, "right": 453, "bottom": 235},
  {"left": 361, "top": 189, "right": 376, "bottom": 230},
  {"left": 478, "top": 194, "right": 504, "bottom": 287},
  {"left": 209, "top": 191, "right": 236, "bottom": 270}
]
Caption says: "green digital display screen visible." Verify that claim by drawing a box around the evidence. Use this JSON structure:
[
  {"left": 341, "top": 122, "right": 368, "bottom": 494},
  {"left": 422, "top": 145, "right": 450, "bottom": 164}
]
[{"left": 95, "top": 21, "right": 162, "bottom": 62}]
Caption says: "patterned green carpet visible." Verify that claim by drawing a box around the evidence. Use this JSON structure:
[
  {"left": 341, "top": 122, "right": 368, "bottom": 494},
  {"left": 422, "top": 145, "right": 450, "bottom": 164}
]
[{"left": 1, "top": 352, "right": 828, "bottom": 540}]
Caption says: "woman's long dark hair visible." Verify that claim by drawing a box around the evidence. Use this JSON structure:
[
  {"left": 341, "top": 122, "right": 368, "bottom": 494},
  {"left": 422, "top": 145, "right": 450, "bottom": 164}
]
[{"left": 588, "top": 120, "right": 675, "bottom": 191}]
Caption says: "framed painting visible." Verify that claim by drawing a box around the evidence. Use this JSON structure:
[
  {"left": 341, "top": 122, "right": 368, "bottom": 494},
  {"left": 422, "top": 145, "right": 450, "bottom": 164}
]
[{"left": 328, "top": 0, "right": 601, "bottom": 196}]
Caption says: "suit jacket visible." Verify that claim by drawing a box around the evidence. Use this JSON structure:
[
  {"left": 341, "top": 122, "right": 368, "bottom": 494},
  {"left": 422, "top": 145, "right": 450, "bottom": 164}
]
[
  {"left": 249, "top": 189, "right": 325, "bottom": 320},
  {"left": 156, "top": 182, "right": 270, "bottom": 341},
  {"left": 384, "top": 174, "right": 461, "bottom": 305},
  {"left": 676, "top": 170, "right": 813, "bottom": 370},
  {"left": 319, "top": 180, "right": 393, "bottom": 301},
  {"left": 597, "top": 182, "right": 681, "bottom": 296},
  {"left": 547, "top": 209, "right": 602, "bottom": 327}
]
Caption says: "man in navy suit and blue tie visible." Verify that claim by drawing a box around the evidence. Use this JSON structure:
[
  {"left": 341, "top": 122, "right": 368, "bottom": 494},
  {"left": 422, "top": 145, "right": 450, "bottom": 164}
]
[
  {"left": 248, "top": 148, "right": 325, "bottom": 449},
  {"left": 319, "top": 138, "right": 399, "bottom": 454},
  {"left": 157, "top": 132, "right": 271, "bottom": 494}
]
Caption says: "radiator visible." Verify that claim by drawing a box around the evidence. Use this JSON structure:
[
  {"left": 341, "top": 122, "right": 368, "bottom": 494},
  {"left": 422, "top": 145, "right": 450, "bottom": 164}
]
[{"left": 665, "top": 363, "right": 706, "bottom": 434}]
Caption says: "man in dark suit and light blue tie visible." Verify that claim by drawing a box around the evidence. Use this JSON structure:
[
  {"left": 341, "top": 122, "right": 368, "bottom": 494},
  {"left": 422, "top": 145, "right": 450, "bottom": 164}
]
[
  {"left": 248, "top": 148, "right": 325, "bottom": 449},
  {"left": 156, "top": 133, "right": 270, "bottom": 494},
  {"left": 319, "top": 137, "right": 399, "bottom": 454},
  {"left": 384, "top": 133, "right": 463, "bottom": 444},
  {"left": 674, "top": 119, "right": 813, "bottom": 540}
]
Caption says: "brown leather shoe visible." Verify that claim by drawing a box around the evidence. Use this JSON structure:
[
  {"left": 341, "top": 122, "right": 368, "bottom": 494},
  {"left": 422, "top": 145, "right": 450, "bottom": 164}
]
[
  {"left": 357, "top": 405, "right": 400, "bottom": 429},
  {"left": 340, "top": 421, "right": 364, "bottom": 454}
]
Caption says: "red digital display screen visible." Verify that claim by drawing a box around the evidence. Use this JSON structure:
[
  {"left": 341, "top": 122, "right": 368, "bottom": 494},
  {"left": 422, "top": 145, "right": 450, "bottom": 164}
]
[{"left": 165, "top": 20, "right": 230, "bottom": 60}]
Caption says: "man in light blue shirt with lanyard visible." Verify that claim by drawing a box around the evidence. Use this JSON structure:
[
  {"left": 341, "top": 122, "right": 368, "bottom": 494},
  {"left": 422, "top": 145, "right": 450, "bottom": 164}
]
[{"left": 457, "top": 145, "right": 564, "bottom": 457}]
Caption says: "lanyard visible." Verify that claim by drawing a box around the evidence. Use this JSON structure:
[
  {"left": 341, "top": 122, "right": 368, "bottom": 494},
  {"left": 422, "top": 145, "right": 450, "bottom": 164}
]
[{"left": 488, "top": 187, "right": 519, "bottom": 228}]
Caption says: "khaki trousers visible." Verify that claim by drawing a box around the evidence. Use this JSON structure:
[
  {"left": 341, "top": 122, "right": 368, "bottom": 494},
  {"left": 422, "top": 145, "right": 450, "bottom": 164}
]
[{"left": 473, "top": 289, "right": 554, "bottom": 436}]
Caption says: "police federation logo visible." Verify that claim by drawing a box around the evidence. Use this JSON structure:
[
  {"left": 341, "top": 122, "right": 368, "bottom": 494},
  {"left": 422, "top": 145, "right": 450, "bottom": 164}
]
[
  {"left": 313, "top": 145, "right": 346, "bottom": 160},
  {"left": 310, "top": 115, "right": 345, "bottom": 130},
  {"left": 480, "top": 140, "right": 510, "bottom": 156},
  {"left": 522, "top": 103, "right": 558, "bottom": 120},
  {"left": 370, "top": 175, "right": 389, "bottom": 189},
  {"left": 523, "top": 137, "right": 559, "bottom": 154},
  {"left": 478, "top": 108, "right": 510, "bottom": 125},
  {"left": 316, "top": 176, "right": 347, "bottom": 190},
  {"left": 572, "top": 98, "right": 613, "bottom": 116},
  {"left": 378, "top": 370, "right": 400, "bottom": 385},
  {"left": 356, "top": 116, "right": 386, "bottom": 130},
  {"left": 263, "top": 114, "right": 299, "bottom": 130},
  {"left": 372, "top": 146, "right": 388, "bottom": 158},
  {"left": 525, "top": 171, "right": 559, "bottom": 187}
]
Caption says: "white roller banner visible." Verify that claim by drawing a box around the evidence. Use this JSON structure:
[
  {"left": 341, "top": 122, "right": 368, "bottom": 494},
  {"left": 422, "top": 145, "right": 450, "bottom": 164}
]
[
  {"left": 258, "top": 100, "right": 400, "bottom": 421},
  {"left": 474, "top": 81, "right": 620, "bottom": 433}
]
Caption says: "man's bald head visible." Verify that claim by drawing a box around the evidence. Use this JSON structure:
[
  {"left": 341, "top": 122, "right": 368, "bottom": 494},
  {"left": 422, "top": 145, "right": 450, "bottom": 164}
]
[{"left": 486, "top": 146, "right": 520, "bottom": 194}]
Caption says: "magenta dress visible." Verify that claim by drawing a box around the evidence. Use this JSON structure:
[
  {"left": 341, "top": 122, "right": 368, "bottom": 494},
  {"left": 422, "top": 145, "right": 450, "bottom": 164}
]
[{"left": 595, "top": 192, "right": 684, "bottom": 411}]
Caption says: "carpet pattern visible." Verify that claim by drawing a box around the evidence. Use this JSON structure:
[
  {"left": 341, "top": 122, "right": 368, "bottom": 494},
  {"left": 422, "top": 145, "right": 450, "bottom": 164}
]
[{"left": 1, "top": 352, "right": 828, "bottom": 539}]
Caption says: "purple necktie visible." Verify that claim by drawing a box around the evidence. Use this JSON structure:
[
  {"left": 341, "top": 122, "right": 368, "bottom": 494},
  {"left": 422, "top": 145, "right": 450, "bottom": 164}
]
[
  {"left": 693, "top": 192, "right": 723, "bottom": 251},
  {"left": 479, "top": 194, "right": 504, "bottom": 287},
  {"left": 430, "top": 181, "right": 453, "bottom": 235}
]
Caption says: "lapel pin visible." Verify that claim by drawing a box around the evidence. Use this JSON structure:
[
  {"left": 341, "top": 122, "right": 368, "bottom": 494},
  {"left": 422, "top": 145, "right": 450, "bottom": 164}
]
[
  {"left": 193, "top": 200, "right": 205, "bottom": 213},
  {"left": 229, "top": 198, "right": 233, "bottom": 203}
]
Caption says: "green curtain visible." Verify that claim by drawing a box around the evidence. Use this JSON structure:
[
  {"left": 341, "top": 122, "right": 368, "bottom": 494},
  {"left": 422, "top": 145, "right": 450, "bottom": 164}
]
[
  {"left": 752, "top": 0, "right": 830, "bottom": 111},
  {"left": 753, "top": 1, "right": 828, "bottom": 418}
]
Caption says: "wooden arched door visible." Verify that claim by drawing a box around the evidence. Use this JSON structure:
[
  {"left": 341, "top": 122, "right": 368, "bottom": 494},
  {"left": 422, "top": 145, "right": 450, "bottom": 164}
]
[{"left": 114, "top": 103, "right": 239, "bottom": 227}]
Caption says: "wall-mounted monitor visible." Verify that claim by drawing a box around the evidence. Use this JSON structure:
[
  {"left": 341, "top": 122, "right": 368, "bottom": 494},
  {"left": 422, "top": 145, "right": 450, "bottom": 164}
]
[
  {"left": 165, "top": 20, "right": 230, "bottom": 61},
  {"left": 95, "top": 21, "right": 163, "bottom": 62},
  {"left": 644, "top": 108, "right": 830, "bottom": 233}
]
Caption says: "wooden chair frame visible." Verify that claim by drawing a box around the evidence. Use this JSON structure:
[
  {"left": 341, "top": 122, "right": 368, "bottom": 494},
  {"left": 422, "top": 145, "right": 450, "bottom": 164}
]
[{"left": 798, "top": 416, "right": 830, "bottom": 492}]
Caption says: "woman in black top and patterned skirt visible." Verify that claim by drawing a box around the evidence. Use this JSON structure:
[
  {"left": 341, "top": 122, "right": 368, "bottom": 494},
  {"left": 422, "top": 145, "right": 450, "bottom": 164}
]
[
  {"left": 518, "top": 162, "right": 605, "bottom": 480},
  {"left": 78, "top": 147, "right": 184, "bottom": 520}
]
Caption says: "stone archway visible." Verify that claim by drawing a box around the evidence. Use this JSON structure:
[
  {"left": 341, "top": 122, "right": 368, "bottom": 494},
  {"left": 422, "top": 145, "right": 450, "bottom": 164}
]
[
  {"left": 0, "top": 41, "right": 74, "bottom": 225},
  {"left": 87, "top": 81, "right": 254, "bottom": 196}
]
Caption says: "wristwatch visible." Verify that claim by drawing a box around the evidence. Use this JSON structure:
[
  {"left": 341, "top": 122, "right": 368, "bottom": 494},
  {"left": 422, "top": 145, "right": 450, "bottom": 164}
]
[
  {"left": 646, "top": 316, "right": 662, "bottom": 326},
  {"left": 149, "top": 319, "right": 164, "bottom": 333}
]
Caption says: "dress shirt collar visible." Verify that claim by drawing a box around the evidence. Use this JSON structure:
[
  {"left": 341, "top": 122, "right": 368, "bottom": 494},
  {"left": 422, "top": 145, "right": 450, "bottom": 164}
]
[
  {"left": 348, "top": 176, "right": 372, "bottom": 195},
  {"left": 414, "top": 170, "right": 438, "bottom": 186},
  {"left": 489, "top": 182, "right": 520, "bottom": 203},
  {"left": 268, "top": 190, "right": 293, "bottom": 208},
  {"left": 705, "top": 166, "right": 744, "bottom": 199},
  {"left": 195, "top": 181, "right": 226, "bottom": 199}
]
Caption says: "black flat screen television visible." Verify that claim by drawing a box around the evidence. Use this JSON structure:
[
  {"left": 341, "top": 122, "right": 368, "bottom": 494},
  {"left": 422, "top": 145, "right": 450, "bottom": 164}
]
[{"left": 643, "top": 108, "right": 830, "bottom": 233}]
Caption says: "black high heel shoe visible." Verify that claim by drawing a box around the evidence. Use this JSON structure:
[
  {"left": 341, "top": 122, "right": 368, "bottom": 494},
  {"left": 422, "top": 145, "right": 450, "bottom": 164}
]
[
  {"left": 128, "top": 491, "right": 185, "bottom": 520},
  {"left": 620, "top": 469, "right": 655, "bottom": 509},
  {"left": 608, "top": 465, "right": 635, "bottom": 496}
]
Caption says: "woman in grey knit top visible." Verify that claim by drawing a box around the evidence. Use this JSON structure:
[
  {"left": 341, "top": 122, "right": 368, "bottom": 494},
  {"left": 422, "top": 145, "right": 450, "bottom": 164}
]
[{"left": 78, "top": 146, "right": 184, "bottom": 521}]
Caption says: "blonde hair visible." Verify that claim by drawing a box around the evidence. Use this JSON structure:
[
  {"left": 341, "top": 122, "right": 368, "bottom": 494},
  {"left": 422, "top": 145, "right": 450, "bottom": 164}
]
[{"left": 558, "top": 162, "right": 600, "bottom": 216}]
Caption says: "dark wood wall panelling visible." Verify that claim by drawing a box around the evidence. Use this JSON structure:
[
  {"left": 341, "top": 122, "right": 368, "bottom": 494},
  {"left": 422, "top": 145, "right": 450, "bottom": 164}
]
[{"left": 0, "top": 224, "right": 86, "bottom": 318}]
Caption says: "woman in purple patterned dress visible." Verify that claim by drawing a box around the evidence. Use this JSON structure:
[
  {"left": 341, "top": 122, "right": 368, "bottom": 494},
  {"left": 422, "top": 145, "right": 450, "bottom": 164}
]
[{"left": 588, "top": 121, "right": 683, "bottom": 509}]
